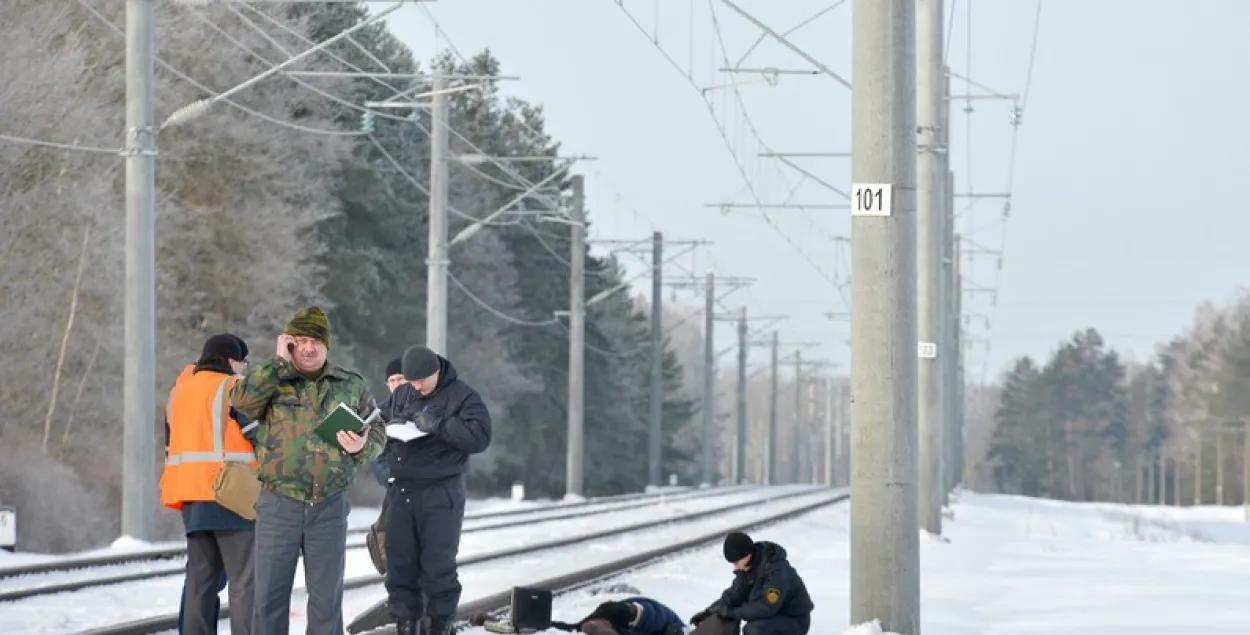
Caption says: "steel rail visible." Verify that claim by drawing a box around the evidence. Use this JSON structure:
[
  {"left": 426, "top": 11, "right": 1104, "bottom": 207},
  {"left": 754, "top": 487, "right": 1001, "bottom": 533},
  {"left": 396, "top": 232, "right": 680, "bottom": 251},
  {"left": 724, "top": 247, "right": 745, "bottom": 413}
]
[
  {"left": 0, "top": 485, "right": 764, "bottom": 601},
  {"left": 61, "top": 487, "right": 843, "bottom": 635},
  {"left": 0, "top": 485, "right": 734, "bottom": 581}
]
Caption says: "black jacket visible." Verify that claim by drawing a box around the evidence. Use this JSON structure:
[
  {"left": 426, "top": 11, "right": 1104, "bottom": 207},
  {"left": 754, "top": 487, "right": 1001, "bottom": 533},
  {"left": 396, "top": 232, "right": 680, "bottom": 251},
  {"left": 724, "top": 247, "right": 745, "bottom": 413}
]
[
  {"left": 378, "top": 356, "right": 492, "bottom": 483},
  {"left": 717, "top": 541, "right": 813, "bottom": 622}
]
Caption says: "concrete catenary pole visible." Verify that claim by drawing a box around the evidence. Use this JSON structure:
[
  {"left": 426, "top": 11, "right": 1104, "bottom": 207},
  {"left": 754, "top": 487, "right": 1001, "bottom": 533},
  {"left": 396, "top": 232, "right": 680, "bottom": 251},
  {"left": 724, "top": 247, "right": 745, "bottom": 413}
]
[
  {"left": 942, "top": 78, "right": 957, "bottom": 497},
  {"left": 767, "top": 330, "right": 779, "bottom": 485},
  {"left": 701, "top": 272, "right": 716, "bottom": 485},
  {"left": 426, "top": 75, "right": 450, "bottom": 355},
  {"left": 565, "top": 175, "right": 585, "bottom": 498},
  {"left": 916, "top": 0, "right": 946, "bottom": 536},
  {"left": 849, "top": 0, "right": 921, "bottom": 631},
  {"left": 648, "top": 232, "right": 664, "bottom": 486},
  {"left": 824, "top": 377, "right": 835, "bottom": 486},
  {"left": 123, "top": 0, "right": 158, "bottom": 541},
  {"left": 736, "top": 307, "right": 749, "bottom": 484},
  {"left": 792, "top": 351, "right": 804, "bottom": 483},
  {"left": 953, "top": 233, "right": 965, "bottom": 489}
]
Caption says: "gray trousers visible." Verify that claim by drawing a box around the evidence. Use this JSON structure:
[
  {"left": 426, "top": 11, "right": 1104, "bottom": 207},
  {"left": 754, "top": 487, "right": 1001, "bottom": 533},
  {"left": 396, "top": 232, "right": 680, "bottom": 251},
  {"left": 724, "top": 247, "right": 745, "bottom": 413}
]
[
  {"left": 253, "top": 489, "right": 349, "bottom": 635},
  {"left": 184, "top": 530, "right": 254, "bottom": 635}
]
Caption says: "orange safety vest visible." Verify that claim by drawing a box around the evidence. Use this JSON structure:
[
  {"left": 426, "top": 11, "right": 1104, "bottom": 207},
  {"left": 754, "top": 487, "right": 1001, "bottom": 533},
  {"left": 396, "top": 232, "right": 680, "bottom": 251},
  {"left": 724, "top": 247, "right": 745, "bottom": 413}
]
[{"left": 159, "top": 366, "right": 258, "bottom": 511}]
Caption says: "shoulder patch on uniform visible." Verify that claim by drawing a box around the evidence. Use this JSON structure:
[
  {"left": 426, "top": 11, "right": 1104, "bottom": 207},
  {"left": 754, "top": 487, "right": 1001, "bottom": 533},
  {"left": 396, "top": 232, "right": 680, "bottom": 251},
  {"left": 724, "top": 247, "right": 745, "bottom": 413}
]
[{"left": 765, "top": 587, "right": 781, "bottom": 604}]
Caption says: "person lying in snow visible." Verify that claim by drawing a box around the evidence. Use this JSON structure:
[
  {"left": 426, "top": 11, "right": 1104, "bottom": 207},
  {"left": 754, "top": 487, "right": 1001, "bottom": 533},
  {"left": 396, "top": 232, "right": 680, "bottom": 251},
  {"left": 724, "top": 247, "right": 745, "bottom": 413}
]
[{"left": 550, "top": 597, "right": 687, "bottom": 635}]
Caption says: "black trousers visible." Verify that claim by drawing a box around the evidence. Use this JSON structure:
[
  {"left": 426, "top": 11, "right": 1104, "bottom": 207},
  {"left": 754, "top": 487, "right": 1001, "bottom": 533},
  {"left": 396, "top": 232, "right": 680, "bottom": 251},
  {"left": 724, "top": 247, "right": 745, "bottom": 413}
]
[
  {"left": 384, "top": 477, "right": 466, "bottom": 620},
  {"left": 743, "top": 614, "right": 811, "bottom": 635},
  {"left": 183, "top": 530, "right": 254, "bottom": 635}
]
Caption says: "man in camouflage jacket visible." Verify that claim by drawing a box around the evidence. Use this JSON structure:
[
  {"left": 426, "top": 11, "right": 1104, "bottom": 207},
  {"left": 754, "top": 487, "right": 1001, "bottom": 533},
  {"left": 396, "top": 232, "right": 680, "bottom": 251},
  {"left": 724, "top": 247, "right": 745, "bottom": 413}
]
[{"left": 230, "top": 306, "right": 386, "bottom": 635}]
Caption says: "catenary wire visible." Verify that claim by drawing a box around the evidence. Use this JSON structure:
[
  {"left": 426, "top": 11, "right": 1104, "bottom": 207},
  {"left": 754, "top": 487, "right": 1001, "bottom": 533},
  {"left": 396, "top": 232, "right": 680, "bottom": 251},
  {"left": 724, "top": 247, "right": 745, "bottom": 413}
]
[
  {"left": 447, "top": 271, "right": 560, "bottom": 328},
  {"left": 72, "top": 0, "right": 364, "bottom": 137}
]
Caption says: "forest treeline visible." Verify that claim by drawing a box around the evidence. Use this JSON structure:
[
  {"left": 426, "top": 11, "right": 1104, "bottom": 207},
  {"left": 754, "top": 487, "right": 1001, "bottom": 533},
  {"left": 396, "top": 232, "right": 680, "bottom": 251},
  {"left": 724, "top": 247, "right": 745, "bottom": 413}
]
[
  {"left": 0, "top": 2, "right": 707, "bottom": 551},
  {"left": 977, "top": 293, "right": 1250, "bottom": 507}
]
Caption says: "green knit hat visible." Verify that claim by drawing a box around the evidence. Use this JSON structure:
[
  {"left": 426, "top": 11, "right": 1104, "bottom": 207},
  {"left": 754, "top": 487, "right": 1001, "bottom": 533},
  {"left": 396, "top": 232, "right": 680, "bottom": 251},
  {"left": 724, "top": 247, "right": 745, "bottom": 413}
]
[{"left": 284, "top": 306, "right": 331, "bottom": 348}]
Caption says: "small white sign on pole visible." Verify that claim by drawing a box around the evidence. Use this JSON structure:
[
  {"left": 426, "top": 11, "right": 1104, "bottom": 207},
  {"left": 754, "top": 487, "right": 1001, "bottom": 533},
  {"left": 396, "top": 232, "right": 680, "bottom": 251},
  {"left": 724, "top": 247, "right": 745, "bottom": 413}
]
[
  {"left": 510, "top": 483, "right": 525, "bottom": 502},
  {"left": 0, "top": 506, "right": 15, "bottom": 552},
  {"left": 851, "top": 183, "right": 894, "bottom": 217},
  {"left": 918, "top": 341, "right": 938, "bottom": 359}
]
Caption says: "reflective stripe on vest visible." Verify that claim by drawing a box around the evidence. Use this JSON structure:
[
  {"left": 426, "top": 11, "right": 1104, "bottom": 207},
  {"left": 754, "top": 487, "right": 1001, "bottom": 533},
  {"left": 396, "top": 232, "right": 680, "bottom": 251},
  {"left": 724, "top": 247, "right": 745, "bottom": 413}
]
[{"left": 165, "top": 379, "right": 257, "bottom": 466}]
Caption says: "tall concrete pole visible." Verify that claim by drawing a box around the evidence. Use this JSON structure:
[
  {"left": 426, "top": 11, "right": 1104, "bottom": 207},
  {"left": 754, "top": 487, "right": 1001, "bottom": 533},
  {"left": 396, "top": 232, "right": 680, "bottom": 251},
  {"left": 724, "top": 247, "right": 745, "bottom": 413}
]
[
  {"left": 849, "top": 0, "right": 920, "bottom": 631},
  {"left": 824, "top": 377, "right": 835, "bottom": 486},
  {"left": 425, "top": 75, "right": 450, "bottom": 355},
  {"left": 648, "top": 232, "right": 664, "bottom": 486},
  {"left": 564, "top": 175, "right": 585, "bottom": 498},
  {"left": 123, "top": 0, "right": 157, "bottom": 542},
  {"left": 767, "top": 330, "right": 779, "bottom": 485},
  {"left": 953, "top": 233, "right": 964, "bottom": 489},
  {"left": 941, "top": 77, "right": 956, "bottom": 497},
  {"left": 701, "top": 272, "right": 716, "bottom": 485},
  {"left": 736, "top": 307, "right": 749, "bottom": 484},
  {"left": 792, "top": 351, "right": 804, "bottom": 484},
  {"left": 835, "top": 380, "right": 845, "bottom": 486},
  {"left": 916, "top": 0, "right": 945, "bottom": 535}
]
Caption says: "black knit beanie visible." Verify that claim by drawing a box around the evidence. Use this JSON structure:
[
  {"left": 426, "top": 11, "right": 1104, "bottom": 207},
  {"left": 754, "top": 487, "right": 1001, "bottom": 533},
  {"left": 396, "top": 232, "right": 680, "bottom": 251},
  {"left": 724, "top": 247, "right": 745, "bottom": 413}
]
[
  {"left": 226, "top": 333, "right": 249, "bottom": 361},
  {"left": 723, "top": 531, "right": 754, "bottom": 562},
  {"left": 402, "top": 345, "right": 441, "bottom": 381},
  {"left": 385, "top": 356, "right": 403, "bottom": 378},
  {"left": 198, "top": 334, "right": 245, "bottom": 365}
]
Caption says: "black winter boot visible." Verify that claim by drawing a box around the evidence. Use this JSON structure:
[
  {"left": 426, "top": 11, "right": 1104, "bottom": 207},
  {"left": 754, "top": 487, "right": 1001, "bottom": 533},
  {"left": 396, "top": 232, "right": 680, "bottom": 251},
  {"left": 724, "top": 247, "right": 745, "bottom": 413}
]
[
  {"left": 395, "top": 619, "right": 420, "bottom": 635},
  {"left": 427, "top": 616, "right": 454, "bottom": 635}
]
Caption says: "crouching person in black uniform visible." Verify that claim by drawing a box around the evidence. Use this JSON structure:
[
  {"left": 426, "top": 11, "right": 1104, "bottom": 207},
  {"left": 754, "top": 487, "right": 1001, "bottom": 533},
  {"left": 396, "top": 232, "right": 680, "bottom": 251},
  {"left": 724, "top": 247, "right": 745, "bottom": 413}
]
[
  {"left": 384, "top": 346, "right": 492, "bottom": 635},
  {"left": 690, "top": 532, "right": 814, "bottom": 635}
]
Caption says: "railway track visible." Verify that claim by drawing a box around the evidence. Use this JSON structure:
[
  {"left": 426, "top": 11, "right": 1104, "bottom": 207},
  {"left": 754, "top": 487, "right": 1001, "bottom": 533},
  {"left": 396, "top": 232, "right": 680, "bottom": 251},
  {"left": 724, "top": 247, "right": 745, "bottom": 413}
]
[
  {"left": 54, "top": 486, "right": 843, "bottom": 635},
  {"left": 0, "top": 485, "right": 711, "bottom": 583},
  {"left": 0, "top": 484, "right": 761, "bottom": 602}
]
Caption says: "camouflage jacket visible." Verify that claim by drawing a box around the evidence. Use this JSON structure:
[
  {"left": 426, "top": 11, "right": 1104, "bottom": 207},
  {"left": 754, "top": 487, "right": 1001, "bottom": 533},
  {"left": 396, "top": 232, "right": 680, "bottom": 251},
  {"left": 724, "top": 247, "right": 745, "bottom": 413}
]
[{"left": 229, "top": 357, "right": 386, "bottom": 505}]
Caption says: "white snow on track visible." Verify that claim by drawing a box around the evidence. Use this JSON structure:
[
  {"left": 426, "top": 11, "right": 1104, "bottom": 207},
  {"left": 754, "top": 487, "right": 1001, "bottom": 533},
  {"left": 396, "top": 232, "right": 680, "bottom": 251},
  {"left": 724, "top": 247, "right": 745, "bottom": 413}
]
[
  {"left": 0, "top": 487, "right": 736, "bottom": 596},
  {"left": 0, "top": 485, "right": 814, "bottom": 634},
  {"left": 465, "top": 490, "right": 1250, "bottom": 635}
]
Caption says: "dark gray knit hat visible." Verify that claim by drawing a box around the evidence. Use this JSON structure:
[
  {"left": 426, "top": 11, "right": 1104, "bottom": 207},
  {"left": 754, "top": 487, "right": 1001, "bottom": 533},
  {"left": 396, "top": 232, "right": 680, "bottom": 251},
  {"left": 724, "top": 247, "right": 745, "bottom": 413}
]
[
  {"left": 385, "top": 356, "right": 403, "bottom": 378},
  {"left": 723, "top": 531, "right": 754, "bottom": 562},
  {"left": 401, "top": 345, "right": 441, "bottom": 381}
]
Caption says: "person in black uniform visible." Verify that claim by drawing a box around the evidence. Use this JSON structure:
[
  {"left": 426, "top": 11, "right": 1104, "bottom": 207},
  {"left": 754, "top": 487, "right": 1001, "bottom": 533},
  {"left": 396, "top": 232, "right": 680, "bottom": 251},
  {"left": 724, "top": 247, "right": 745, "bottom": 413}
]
[
  {"left": 383, "top": 345, "right": 492, "bottom": 635},
  {"left": 690, "top": 532, "right": 814, "bottom": 635}
]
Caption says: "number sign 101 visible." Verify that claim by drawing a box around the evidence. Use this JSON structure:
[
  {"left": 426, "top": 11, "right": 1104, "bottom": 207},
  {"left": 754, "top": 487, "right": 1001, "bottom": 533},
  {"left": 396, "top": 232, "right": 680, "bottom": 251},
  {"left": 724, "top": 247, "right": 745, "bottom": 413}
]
[{"left": 852, "top": 183, "right": 893, "bottom": 217}]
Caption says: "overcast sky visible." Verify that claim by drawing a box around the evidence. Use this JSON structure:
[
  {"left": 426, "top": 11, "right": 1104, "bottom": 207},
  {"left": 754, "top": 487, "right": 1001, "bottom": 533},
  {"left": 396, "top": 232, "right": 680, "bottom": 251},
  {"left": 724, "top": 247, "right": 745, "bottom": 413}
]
[{"left": 380, "top": 0, "right": 1248, "bottom": 384}]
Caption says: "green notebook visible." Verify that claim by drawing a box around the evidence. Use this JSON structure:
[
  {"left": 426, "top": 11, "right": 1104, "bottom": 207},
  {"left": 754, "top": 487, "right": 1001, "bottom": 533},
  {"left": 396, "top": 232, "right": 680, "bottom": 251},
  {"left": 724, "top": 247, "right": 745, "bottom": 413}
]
[{"left": 314, "top": 403, "right": 371, "bottom": 447}]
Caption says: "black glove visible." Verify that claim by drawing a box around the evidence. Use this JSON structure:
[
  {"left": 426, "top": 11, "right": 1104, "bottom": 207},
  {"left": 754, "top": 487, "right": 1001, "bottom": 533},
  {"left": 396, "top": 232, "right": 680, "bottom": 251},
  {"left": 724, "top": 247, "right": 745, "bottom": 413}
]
[
  {"left": 716, "top": 605, "right": 736, "bottom": 621},
  {"left": 415, "top": 410, "right": 442, "bottom": 434},
  {"left": 689, "top": 607, "right": 713, "bottom": 626}
]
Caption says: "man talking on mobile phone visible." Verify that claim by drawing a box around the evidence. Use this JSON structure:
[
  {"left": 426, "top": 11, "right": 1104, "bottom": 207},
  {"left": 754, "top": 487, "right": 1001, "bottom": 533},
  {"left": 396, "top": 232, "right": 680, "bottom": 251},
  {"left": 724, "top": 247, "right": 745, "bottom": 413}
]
[{"left": 230, "top": 306, "right": 387, "bottom": 635}]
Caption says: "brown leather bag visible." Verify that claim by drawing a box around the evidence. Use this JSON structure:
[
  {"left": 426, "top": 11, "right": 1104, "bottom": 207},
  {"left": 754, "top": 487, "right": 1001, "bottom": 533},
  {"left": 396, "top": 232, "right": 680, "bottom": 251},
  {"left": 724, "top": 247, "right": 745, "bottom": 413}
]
[
  {"left": 366, "top": 520, "right": 387, "bottom": 574},
  {"left": 209, "top": 380, "right": 261, "bottom": 520}
]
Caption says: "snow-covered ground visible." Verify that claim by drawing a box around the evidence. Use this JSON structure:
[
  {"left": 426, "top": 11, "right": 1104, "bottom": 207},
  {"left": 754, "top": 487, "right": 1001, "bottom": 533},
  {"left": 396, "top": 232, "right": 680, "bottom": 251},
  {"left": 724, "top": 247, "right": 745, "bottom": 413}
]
[
  {"left": 1, "top": 485, "right": 816, "bottom": 633},
  {"left": 505, "top": 490, "right": 1250, "bottom": 635}
]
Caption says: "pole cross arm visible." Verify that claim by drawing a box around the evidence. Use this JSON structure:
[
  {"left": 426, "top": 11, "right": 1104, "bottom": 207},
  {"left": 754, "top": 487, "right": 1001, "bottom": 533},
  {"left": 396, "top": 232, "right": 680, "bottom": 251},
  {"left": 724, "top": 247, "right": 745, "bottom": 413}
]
[
  {"left": 450, "top": 167, "right": 570, "bottom": 246},
  {"left": 586, "top": 244, "right": 699, "bottom": 306}
]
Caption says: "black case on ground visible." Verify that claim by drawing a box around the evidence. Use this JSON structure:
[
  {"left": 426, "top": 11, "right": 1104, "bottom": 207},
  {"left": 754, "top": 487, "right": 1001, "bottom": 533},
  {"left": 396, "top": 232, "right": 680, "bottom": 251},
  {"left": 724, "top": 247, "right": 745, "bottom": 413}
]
[{"left": 509, "top": 586, "right": 553, "bottom": 631}]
